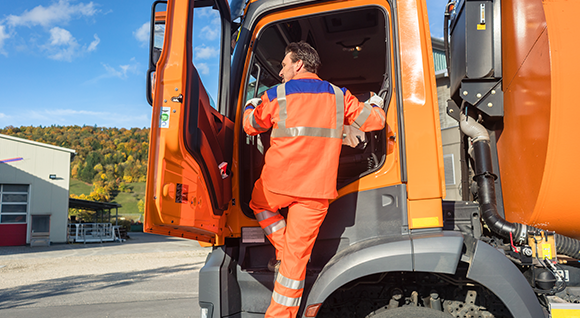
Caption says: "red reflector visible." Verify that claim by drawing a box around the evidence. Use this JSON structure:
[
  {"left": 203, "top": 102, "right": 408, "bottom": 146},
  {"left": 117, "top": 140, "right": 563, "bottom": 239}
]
[{"left": 304, "top": 303, "right": 322, "bottom": 317}]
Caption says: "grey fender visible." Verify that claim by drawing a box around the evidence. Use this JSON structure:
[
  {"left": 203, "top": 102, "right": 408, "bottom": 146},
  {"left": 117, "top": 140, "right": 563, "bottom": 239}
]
[
  {"left": 465, "top": 239, "right": 545, "bottom": 318},
  {"left": 304, "top": 231, "right": 464, "bottom": 310}
]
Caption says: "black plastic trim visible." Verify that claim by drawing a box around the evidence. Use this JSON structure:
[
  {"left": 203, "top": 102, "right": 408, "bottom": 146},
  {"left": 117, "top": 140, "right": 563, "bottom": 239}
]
[
  {"left": 466, "top": 239, "right": 545, "bottom": 318},
  {"left": 387, "top": 0, "right": 407, "bottom": 182}
]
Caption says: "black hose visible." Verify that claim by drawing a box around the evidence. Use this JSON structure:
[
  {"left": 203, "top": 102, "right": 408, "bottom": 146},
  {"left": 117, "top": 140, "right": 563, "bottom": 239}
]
[
  {"left": 471, "top": 139, "right": 580, "bottom": 260},
  {"left": 472, "top": 140, "right": 523, "bottom": 239},
  {"left": 554, "top": 234, "right": 580, "bottom": 260}
]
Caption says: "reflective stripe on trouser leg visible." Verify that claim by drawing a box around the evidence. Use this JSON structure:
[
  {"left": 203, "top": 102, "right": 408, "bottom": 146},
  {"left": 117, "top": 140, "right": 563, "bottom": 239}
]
[
  {"left": 255, "top": 209, "right": 286, "bottom": 236},
  {"left": 250, "top": 178, "right": 293, "bottom": 260},
  {"left": 254, "top": 209, "right": 286, "bottom": 259},
  {"left": 265, "top": 197, "right": 329, "bottom": 318},
  {"left": 268, "top": 273, "right": 305, "bottom": 316}
]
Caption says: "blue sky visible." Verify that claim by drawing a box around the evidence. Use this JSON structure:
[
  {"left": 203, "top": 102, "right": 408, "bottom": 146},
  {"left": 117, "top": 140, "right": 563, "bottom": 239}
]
[{"left": 0, "top": 0, "right": 446, "bottom": 129}]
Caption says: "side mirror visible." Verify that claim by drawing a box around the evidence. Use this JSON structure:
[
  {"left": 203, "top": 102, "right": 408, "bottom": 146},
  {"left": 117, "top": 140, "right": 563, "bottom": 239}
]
[{"left": 146, "top": 1, "right": 168, "bottom": 106}]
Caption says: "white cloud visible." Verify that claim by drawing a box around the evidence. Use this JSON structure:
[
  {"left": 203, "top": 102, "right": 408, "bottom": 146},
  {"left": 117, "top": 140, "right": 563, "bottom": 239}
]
[
  {"left": 0, "top": 113, "right": 7, "bottom": 119},
  {"left": 49, "top": 27, "right": 74, "bottom": 46},
  {"left": 194, "top": 44, "right": 218, "bottom": 60},
  {"left": 23, "top": 108, "right": 150, "bottom": 128},
  {"left": 0, "top": 25, "right": 9, "bottom": 56},
  {"left": 197, "top": 7, "right": 219, "bottom": 19},
  {"left": 197, "top": 63, "right": 210, "bottom": 75},
  {"left": 87, "top": 34, "right": 99, "bottom": 52},
  {"left": 86, "top": 58, "right": 141, "bottom": 84},
  {"left": 46, "top": 27, "right": 78, "bottom": 61},
  {"left": 43, "top": 28, "right": 99, "bottom": 61},
  {"left": 134, "top": 22, "right": 149, "bottom": 45},
  {"left": 47, "top": 109, "right": 108, "bottom": 117},
  {"left": 103, "top": 63, "right": 124, "bottom": 78},
  {"left": 197, "top": 7, "right": 220, "bottom": 41},
  {"left": 6, "top": 0, "right": 98, "bottom": 28},
  {"left": 1, "top": 1, "right": 100, "bottom": 60},
  {"left": 200, "top": 25, "right": 219, "bottom": 41}
]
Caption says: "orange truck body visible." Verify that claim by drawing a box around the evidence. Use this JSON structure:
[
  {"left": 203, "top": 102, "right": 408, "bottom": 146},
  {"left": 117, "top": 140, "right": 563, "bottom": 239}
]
[
  {"left": 143, "top": 0, "right": 580, "bottom": 316},
  {"left": 498, "top": 0, "right": 580, "bottom": 239}
]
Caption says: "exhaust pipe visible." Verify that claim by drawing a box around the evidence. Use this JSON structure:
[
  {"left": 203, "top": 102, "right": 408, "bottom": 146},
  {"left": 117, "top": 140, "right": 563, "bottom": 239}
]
[{"left": 460, "top": 113, "right": 580, "bottom": 260}]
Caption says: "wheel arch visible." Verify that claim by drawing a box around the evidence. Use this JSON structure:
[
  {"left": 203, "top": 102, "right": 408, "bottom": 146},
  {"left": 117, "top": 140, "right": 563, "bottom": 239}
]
[
  {"left": 304, "top": 231, "right": 464, "bottom": 311},
  {"left": 464, "top": 238, "right": 545, "bottom": 318},
  {"left": 303, "top": 231, "right": 546, "bottom": 318}
]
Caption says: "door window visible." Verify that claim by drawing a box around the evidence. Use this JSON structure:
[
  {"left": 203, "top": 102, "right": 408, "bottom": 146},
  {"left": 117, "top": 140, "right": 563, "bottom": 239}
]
[{"left": 192, "top": 7, "right": 223, "bottom": 111}]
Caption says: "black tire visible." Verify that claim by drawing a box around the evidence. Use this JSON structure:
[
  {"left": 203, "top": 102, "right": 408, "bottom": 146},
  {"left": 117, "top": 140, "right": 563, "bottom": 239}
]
[{"left": 366, "top": 306, "right": 453, "bottom": 318}]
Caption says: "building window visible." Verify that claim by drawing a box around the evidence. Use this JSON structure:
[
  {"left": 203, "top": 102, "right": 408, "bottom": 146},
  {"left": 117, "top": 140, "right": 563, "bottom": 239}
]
[{"left": 0, "top": 184, "right": 29, "bottom": 223}]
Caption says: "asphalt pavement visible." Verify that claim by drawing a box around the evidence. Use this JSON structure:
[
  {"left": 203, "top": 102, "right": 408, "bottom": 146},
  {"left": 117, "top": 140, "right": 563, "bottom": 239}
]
[{"left": 0, "top": 232, "right": 211, "bottom": 318}]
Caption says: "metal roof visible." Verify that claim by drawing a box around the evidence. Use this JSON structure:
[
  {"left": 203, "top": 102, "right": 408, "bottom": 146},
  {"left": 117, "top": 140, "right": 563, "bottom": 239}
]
[{"left": 0, "top": 133, "right": 76, "bottom": 154}]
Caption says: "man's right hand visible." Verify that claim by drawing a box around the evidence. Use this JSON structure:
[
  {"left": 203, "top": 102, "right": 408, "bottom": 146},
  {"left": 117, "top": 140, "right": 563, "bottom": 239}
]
[
  {"left": 368, "top": 94, "right": 384, "bottom": 108},
  {"left": 245, "top": 98, "right": 262, "bottom": 109}
]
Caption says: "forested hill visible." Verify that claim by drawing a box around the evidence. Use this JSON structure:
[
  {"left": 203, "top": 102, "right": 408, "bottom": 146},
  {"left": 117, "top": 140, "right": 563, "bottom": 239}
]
[{"left": 1, "top": 125, "right": 149, "bottom": 186}]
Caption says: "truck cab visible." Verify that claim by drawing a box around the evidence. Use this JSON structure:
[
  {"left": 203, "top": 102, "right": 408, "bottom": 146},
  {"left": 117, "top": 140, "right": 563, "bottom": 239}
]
[{"left": 144, "top": 0, "right": 580, "bottom": 317}]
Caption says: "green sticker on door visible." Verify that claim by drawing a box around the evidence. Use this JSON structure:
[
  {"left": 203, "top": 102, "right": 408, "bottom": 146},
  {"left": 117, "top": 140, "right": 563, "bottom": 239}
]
[{"left": 160, "top": 107, "right": 171, "bottom": 128}]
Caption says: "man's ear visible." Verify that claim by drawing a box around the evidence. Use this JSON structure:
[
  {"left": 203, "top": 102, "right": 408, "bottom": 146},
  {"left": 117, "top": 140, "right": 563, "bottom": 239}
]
[{"left": 295, "top": 59, "right": 304, "bottom": 72}]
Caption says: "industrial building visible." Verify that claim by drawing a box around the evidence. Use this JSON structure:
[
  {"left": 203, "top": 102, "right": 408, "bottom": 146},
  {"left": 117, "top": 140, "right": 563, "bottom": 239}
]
[{"left": 0, "top": 133, "right": 75, "bottom": 246}]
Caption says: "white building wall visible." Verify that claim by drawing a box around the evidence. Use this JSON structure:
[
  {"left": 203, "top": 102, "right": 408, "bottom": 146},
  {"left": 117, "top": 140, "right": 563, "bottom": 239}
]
[{"left": 0, "top": 134, "right": 74, "bottom": 244}]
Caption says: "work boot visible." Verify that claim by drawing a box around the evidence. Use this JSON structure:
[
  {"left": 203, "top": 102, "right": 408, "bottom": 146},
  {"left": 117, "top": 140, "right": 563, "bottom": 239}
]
[
  {"left": 268, "top": 258, "right": 281, "bottom": 272},
  {"left": 268, "top": 258, "right": 281, "bottom": 284}
]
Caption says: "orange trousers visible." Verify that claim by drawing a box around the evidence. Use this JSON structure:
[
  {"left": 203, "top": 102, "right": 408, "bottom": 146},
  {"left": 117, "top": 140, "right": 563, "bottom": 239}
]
[{"left": 250, "top": 178, "right": 329, "bottom": 318}]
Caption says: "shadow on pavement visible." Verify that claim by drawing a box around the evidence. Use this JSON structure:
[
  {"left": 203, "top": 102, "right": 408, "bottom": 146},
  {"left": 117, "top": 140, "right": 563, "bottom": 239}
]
[
  {"left": 0, "top": 232, "right": 200, "bottom": 257},
  {"left": 0, "top": 262, "right": 204, "bottom": 310}
]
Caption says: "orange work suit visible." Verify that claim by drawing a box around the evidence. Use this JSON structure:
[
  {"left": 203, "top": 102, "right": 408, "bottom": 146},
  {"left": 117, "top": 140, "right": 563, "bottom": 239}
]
[{"left": 243, "top": 73, "right": 385, "bottom": 318}]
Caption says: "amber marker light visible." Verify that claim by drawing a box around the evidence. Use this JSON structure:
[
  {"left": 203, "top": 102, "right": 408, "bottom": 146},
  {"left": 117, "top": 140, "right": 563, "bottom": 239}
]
[{"left": 304, "top": 303, "right": 322, "bottom": 317}]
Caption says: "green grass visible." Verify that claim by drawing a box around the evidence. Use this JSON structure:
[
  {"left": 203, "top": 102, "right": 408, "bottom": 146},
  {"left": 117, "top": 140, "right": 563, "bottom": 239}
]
[
  {"left": 111, "top": 182, "right": 146, "bottom": 220},
  {"left": 69, "top": 179, "right": 93, "bottom": 196}
]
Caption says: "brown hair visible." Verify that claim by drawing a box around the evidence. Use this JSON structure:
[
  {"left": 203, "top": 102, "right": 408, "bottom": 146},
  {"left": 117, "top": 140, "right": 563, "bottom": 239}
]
[{"left": 285, "top": 41, "right": 321, "bottom": 74}]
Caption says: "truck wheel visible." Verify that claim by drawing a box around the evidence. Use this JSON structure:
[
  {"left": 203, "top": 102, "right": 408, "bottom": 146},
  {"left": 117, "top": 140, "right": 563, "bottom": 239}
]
[{"left": 366, "top": 306, "right": 453, "bottom": 318}]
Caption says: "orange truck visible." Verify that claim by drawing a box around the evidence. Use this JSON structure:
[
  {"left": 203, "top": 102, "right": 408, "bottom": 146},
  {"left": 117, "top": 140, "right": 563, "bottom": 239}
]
[{"left": 144, "top": 0, "right": 580, "bottom": 316}]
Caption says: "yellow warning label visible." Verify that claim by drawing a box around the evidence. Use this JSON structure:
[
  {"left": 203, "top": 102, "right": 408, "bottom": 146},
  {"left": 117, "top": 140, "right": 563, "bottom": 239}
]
[
  {"left": 412, "top": 217, "right": 440, "bottom": 228},
  {"left": 551, "top": 303, "right": 580, "bottom": 318},
  {"left": 477, "top": 24, "right": 486, "bottom": 30},
  {"left": 541, "top": 243, "right": 552, "bottom": 259},
  {"left": 552, "top": 309, "right": 580, "bottom": 317}
]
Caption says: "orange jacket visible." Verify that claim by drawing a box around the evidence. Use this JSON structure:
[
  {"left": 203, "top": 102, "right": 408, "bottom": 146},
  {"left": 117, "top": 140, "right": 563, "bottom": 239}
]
[{"left": 243, "top": 73, "right": 385, "bottom": 199}]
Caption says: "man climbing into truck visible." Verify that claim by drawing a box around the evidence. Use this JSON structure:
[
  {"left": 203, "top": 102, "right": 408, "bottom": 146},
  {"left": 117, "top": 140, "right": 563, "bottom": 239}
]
[{"left": 242, "top": 41, "right": 386, "bottom": 318}]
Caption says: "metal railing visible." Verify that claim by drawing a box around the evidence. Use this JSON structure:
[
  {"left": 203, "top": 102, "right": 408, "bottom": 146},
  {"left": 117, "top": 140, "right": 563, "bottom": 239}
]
[{"left": 67, "top": 223, "right": 123, "bottom": 243}]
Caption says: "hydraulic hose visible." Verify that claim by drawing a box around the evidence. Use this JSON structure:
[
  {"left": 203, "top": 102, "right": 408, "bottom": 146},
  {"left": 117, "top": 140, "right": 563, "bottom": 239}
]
[{"left": 460, "top": 113, "right": 580, "bottom": 260}]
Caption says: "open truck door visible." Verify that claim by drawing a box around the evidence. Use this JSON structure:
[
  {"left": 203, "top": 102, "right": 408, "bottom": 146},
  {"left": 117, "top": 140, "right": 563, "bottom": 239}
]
[{"left": 144, "top": 0, "right": 233, "bottom": 244}]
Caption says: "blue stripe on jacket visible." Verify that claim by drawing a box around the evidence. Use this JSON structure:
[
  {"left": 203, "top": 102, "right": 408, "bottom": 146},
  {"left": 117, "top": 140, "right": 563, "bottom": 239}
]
[{"left": 266, "top": 79, "right": 348, "bottom": 102}]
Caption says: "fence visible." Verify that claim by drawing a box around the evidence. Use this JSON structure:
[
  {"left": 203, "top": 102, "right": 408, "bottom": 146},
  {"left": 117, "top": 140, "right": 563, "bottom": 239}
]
[{"left": 67, "top": 223, "right": 124, "bottom": 243}]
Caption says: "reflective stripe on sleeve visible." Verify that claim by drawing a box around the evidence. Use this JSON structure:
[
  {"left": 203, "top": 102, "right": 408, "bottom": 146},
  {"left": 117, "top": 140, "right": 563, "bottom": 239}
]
[
  {"left": 276, "top": 273, "right": 305, "bottom": 290},
  {"left": 249, "top": 110, "right": 269, "bottom": 132},
  {"left": 263, "top": 219, "right": 286, "bottom": 235},
  {"left": 272, "top": 83, "right": 344, "bottom": 139},
  {"left": 352, "top": 102, "right": 373, "bottom": 129},
  {"left": 272, "top": 291, "right": 301, "bottom": 307},
  {"left": 374, "top": 105, "right": 386, "bottom": 123},
  {"left": 254, "top": 210, "right": 280, "bottom": 222}
]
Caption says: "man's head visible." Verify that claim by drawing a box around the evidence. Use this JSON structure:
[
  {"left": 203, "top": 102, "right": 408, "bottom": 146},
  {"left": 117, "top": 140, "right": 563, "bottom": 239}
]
[{"left": 279, "top": 41, "right": 320, "bottom": 83}]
